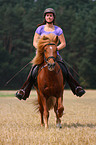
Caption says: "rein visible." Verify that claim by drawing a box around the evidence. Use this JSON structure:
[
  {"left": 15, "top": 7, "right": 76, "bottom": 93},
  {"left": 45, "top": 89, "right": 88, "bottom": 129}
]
[{"left": 4, "top": 61, "right": 31, "bottom": 87}]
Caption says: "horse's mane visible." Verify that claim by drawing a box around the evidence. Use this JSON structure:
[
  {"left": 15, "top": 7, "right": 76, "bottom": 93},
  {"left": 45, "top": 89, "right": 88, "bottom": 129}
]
[{"left": 32, "top": 33, "right": 58, "bottom": 65}]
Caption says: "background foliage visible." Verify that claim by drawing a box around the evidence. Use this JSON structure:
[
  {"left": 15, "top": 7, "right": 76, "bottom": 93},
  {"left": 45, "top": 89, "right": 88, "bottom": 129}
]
[{"left": 0, "top": 0, "right": 96, "bottom": 89}]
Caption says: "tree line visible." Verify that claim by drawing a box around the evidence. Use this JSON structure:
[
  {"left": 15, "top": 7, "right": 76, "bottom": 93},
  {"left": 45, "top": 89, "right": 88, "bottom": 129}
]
[{"left": 0, "top": 0, "right": 96, "bottom": 89}]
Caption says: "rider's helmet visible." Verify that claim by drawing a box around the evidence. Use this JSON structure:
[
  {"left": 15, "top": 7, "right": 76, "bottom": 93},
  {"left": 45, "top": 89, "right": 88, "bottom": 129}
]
[{"left": 43, "top": 8, "right": 56, "bottom": 18}]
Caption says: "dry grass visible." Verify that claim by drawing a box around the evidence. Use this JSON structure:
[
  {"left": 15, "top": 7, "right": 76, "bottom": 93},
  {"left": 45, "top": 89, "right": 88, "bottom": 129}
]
[{"left": 0, "top": 90, "right": 96, "bottom": 145}]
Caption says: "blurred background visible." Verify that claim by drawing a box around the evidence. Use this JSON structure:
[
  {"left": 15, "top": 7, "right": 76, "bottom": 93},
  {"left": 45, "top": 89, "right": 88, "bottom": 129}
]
[{"left": 0, "top": 0, "right": 96, "bottom": 90}]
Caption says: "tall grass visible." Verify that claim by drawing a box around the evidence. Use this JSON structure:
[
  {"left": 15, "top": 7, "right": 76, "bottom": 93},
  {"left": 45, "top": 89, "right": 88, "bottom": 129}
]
[{"left": 0, "top": 90, "right": 96, "bottom": 145}]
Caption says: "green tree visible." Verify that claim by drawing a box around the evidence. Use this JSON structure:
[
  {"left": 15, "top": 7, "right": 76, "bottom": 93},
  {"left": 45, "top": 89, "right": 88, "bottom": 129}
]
[{"left": 0, "top": 0, "right": 96, "bottom": 89}]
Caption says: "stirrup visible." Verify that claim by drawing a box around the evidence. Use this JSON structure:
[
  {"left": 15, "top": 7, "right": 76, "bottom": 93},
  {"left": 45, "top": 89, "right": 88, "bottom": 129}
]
[{"left": 15, "top": 89, "right": 25, "bottom": 100}]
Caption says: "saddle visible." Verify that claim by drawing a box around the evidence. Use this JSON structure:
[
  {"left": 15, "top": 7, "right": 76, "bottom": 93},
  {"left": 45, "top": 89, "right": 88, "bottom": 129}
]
[{"left": 32, "top": 65, "right": 39, "bottom": 87}]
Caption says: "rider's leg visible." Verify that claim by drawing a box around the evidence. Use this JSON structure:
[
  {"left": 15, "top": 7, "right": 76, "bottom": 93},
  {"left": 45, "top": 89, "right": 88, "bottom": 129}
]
[
  {"left": 16, "top": 65, "right": 38, "bottom": 100},
  {"left": 56, "top": 55, "right": 85, "bottom": 97}
]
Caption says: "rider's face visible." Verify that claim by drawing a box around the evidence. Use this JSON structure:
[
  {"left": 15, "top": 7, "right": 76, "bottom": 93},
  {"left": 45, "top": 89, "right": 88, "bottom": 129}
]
[{"left": 45, "top": 13, "right": 54, "bottom": 23}]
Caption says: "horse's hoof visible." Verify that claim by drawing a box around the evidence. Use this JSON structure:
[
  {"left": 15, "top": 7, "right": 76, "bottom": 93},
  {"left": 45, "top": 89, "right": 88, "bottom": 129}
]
[
  {"left": 59, "top": 126, "right": 62, "bottom": 129},
  {"left": 56, "top": 123, "right": 62, "bottom": 129},
  {"left": 45, "top": 126, "right": 48, "bottom": 129}
]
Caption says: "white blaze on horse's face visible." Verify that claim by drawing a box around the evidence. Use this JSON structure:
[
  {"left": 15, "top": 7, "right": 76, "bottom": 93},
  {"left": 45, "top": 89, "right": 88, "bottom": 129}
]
[{"left": 49, "top": 46, "right": 53, "bottom": 56}]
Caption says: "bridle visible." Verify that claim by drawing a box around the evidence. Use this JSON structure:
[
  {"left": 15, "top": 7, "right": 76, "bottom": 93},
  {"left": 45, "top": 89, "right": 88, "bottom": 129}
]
[
  {"left": 44, "top": 43, "right": 57, "bottom": 71},
  {"left": 44, "top": 43, "right": 57, "bottom": 63}
]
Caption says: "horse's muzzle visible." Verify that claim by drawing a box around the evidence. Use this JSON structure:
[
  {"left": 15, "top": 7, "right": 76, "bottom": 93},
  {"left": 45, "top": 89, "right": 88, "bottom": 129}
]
[{"left": 47, "top": 62, "right": 56, "bottom": 71}]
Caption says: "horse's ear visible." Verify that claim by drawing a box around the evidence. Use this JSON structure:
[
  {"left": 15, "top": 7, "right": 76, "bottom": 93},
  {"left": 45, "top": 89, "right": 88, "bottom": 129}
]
[{"left": 54, "top": 35, "right": 59, "bottom": 44}]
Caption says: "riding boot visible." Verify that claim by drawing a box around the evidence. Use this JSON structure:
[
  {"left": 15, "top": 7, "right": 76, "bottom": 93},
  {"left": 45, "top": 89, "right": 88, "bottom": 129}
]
[
  {"left": 56, "top": 57, "right": 85, "bottom": 97},
  {"left": 67, "top": 71, "right": 85, "bottom": 96},
  {"left": 15, "top": 65, "right": 38, "bottom": 100}
]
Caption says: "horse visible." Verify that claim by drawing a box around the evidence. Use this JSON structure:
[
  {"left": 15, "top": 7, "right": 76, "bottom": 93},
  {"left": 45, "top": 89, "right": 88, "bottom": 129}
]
[{"left": 32, "top": 33, "right": 65, "bottom": 128}]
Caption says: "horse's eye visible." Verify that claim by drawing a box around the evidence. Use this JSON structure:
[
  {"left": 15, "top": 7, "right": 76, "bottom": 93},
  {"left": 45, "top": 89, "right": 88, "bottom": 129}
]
[{"left": 44, "top": 49, "right": 46, "bottom": 52}]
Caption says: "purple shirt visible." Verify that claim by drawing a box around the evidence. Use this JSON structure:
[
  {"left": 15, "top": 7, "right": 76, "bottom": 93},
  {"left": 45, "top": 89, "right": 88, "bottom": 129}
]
[
  {"left": 35, "top": 25, "right": 63, "bottom": 55},
  {"left": 35, "top": 25, "right": 63, "bottom": 36}
]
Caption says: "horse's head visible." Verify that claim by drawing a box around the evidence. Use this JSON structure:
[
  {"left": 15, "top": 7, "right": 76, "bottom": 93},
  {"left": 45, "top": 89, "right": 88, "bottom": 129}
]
[
  {"left": 32, "top": 33, "right": 59, "bottom": 70},
  {"left": 44, "top": 42, "right": 57, "bottom": 71}
]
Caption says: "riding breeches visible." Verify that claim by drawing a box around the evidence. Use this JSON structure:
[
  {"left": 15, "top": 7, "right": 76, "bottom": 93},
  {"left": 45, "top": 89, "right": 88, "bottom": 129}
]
[{"left": 56, "top": 56, "right": 80, "bottom": 94}]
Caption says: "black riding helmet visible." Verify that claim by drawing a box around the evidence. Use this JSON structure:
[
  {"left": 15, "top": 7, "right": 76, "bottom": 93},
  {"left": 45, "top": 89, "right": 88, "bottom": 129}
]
[{"left": 43, "top": 8, "right": 56, "bottom": 18}]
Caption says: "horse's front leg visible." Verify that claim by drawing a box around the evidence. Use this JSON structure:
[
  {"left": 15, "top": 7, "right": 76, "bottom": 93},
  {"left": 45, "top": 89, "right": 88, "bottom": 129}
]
[
  {"left": 54, "top": 96, "right": 64, "bottom": 128},
  {"left": 54, "top": 103, "right": 62, "bottom": 128},
  {"left": 40, "top": 93, "right": 49, "bottom": 128}
]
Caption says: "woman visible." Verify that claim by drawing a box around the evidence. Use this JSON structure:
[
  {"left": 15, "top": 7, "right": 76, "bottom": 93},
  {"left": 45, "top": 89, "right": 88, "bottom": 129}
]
[{"left": 16, "top": 8, "right": 85, "bottom": 100}]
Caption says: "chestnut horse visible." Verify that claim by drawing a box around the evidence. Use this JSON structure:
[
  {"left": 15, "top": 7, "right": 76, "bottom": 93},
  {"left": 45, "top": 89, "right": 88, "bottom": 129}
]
[{"left": 32, "top": 34, "right": 65, "bottom": 128}]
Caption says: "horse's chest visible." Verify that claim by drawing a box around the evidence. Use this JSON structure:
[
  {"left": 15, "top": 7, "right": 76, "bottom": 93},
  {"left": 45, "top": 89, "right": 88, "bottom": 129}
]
[
  {"left": 43, "top": 85, "right": 62, "bottom": 98},
  {"left": 43, "top": 79, "right": 62, "bottom": 97},
  {"left": 45, "top": 75, "right": 60, "bottom": 87},
  {"left": 38, "top": 69, "right": 63, "bottom": 97}
]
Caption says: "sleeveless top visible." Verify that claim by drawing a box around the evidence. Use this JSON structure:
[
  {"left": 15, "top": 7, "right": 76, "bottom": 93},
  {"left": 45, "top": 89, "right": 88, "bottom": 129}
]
[{"left": 35, "top": 25, "right": 63, "bottom": 55}]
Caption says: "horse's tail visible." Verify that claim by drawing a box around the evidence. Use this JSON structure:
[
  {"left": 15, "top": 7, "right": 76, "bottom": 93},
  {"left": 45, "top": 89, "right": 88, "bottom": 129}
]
[
  {"left": 47, "top": 96, "right": 56, "bottom": 110},
  {"left": 30, "top": 96, "right": 56, "bottom": 112},
  {"left": 31, "top": 98, "right": 39, "bottom": 112}
]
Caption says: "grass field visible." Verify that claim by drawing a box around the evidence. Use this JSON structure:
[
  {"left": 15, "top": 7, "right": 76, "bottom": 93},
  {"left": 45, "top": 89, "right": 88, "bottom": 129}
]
[{"left": 0, "top": 90, "right": 96, "bottom": 145}]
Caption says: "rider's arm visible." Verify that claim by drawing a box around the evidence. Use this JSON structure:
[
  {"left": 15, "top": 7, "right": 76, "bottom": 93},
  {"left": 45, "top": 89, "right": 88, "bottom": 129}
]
[
  {"left": 57, "top": 33, "right": 66, "bottom": 50},
  {"left": 33, "top": 32, "right": 41, "bottom": 49}
]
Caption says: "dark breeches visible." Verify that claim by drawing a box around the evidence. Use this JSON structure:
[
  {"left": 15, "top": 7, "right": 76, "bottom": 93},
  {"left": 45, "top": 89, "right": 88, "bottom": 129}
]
[
  {"left": 57, "top": 60, "right": 69, "bottom": 81},
  {"left": 56, "top": 58, "right": 80, "bottom": 94}
]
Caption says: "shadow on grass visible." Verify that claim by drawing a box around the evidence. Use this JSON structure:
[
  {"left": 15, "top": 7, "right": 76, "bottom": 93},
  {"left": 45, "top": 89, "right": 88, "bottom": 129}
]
[{"left": 63, "top": 122, "right": 96, "bottom": 128}]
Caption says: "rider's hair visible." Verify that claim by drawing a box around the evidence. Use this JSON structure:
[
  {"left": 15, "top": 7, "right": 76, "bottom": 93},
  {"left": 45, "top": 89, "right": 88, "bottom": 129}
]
[{"left": 37, "top": 19, "right": 56, "bottom": 27}]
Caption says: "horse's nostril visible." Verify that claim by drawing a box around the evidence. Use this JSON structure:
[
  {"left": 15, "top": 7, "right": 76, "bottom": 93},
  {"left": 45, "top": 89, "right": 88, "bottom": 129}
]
[
  {"left": 53, "top": 63, "right": 55, "bottom": 67},
  {"left": 48, "top": 63, "right": 51, "bottom": 67}
]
